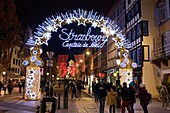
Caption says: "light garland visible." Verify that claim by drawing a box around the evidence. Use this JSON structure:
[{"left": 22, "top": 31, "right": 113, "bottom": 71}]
[{"left": 33, "top": 9, "right": 129, "bottom": 49}]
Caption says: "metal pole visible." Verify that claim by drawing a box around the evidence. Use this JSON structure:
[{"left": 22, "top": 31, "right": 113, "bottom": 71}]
[{"left": 116, "top": 67, "right": 121, "bottom": 108}]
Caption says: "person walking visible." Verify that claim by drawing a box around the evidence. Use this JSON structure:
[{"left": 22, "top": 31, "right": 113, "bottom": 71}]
[
  {"left": 121, "top": 82, "right": 131, "bottom": 113},
  {"left": 138, "top": 83, "right": 149, "bottom": 113},
  {"left": 160, "top": 84, "right": 170, "bottom": 110},
  {"left": 98, "top": 82, "right": 107, "bottom": 113},
  {"left": 18, "top": 81, "right": 23, "bottom": 93},
  {"left": 94, "top": 82, "right": 100, "bottom": 103},
  {"left": 3, "top": 82, "right": 7, "bottom": 95},
  {"left": 107, "top": 84, "right": 117, "bottom": 113},
  {"left": 7, "top": 79, "right": 13, "bottom": 95},
  {"left": 0, "top": 81, "right": 3, "bottom": 96},
  {"left": 129, "top": 84, "right": 136, "bottom": 113},
  {"left": 71, "top": 82, "right": 77, "bottom": 98}
]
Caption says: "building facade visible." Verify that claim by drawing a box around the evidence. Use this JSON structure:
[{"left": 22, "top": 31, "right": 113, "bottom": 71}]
[
  {"left": 152, "top": 0, "right": 170, "bottom": 89},
  {"left": 125, "top": 0, "right": 161, "bottom": 97},
  {"left": 107, "top": 0, "right": 126, "bottom": 84}
]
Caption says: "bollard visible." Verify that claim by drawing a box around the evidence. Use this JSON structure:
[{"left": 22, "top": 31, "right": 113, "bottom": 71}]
[
  {"left": 36, "top": 105, "right": 40, "bottom": 113},
  {"left": 58, "top": 81, "right": 61, "bottom": 109}
]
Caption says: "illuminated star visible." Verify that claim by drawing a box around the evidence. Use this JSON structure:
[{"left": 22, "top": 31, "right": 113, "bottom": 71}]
[
  {"left": 116, "top": 37, "right": 122, "bottom": 43},
  {"left": 99, "top": 18, "right": 105, "bottom": 26},
  {"left": 77, "top": 17, "right": 86, "bottom": 26},
  {"left": 55, "top": 18, "right": 62, "bottom": 28},
  {"left": 92, "top": 21, "right": 98, "bottom": 28},
  {"left": 66, "top": 18, "right": 72, "bottom": 25},
  {"left": 39, "top": 36, "right": 50, "bottom": 45},
  {"left": 100, "top": 27, "right": 106, "bottom": 33}
]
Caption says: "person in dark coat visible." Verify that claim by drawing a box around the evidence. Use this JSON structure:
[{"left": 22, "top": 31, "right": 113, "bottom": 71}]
[
  {"left": 98, "top": 83, "right": 107, "bottom": 113},
  {"left": 138, "top": 83, "right": 149, "bottom": 113},
  {"left": 129, "top": 84, "right": 136, "bottom": 113},
  {"left": 7, "top": 79, "right": 13, "bottom": 95},
  {"left": 121, "top": 82, "right": 131, "bottom": 113},
  {"left": 0, "top": 81, "right": 3, "bottom": 96},
  {"left": 71, "top": 82, "right": 77, "bottom": 98},
  {"left": 18, "top": 81, "right": 23, "bottom": 93}
]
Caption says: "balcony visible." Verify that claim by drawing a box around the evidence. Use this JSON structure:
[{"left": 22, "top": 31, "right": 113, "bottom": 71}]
[{"left": 151, "top": 43, "right": 170, "bottom": 68}]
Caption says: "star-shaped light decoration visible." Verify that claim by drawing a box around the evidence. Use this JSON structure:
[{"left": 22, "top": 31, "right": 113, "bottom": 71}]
[
  {"left": 100, "top": 27, "right": 107, "bottom": 33},
  {"left": 92, "top": 20, "right": 99, "bottom": 28},
  {"left": 30, "top": 92, "right": 36, "bottom": 99},
  {"left": 65, "top": 18, "right": 72, "bottom": 25},
  {"left": 39, "top": 35, "right": 50, "bottom": 45},
  {"left": 99, "top": 18, "right": 105, "bottom": 27},
  {"left": 77, "top": 17, "right": 86, "bottom": 26},
  {"left": 55, "top": 18, "right": 62, "bottom": 28}
]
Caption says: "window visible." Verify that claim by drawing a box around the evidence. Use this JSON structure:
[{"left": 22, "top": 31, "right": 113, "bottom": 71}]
[
  {"left": 127, "top": 12, "right": 131, "bottom": 23},
  {"left": 136, "top": 23, "right": 141, "bottom": 37},
  {"left": 135, "top": 2, "right": 139, "bottom": 15},
  {"left": 127, "top": 30, "right": 131, "bottom": 42},
  {"left": 133, "top": 49, "right": 137, "bottom": 63},
  {"left": 143, "top": 45, "right": 149, "bottom": 61},
  {"left": 159, "top": 3, "right": 166, "bottom": 22},
  {"left": 142, "top": 21, "right": 149, "bottom": 36},
  {"left": 131, "top": 7, "right": 135, "bottom": 19},
  {"left": 128, "top": 0, "right": 131, "bottom": 5},
  {"left": 137, "top": 47, "right": 142, "bottom": 67},
  {"left": 132, "top": 27, "right": 136, "bottom": 41},
  {"left": 13, "top": 58, "right": 15, "bottom": 65}
]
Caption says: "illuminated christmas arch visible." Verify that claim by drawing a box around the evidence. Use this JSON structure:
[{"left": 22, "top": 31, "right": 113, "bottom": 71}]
[
  {"left": 34, "top": 9, "right": 128, "bottom": 49},
  {"left": 24, "top": 9, "right": 138, "bottom": 100}
]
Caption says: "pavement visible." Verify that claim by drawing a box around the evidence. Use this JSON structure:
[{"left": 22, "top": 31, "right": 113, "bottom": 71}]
[{"left": 0, "top": 87, "right": 170, "bottom": 113}]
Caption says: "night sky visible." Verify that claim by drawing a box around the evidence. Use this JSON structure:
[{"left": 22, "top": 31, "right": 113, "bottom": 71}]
[{"left": 14, "top": 0, "right": 116, "bottom": 57}]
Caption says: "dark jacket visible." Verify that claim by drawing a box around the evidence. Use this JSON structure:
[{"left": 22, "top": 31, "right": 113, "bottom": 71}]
[
  {"left": 129, "top": 86, "right": 136, "bottom": 103},
  {"left": 138, "top": 87, "right": 149, "bottom": 106},
  {"left": 121, "top": 86, "right": 130, "bottom": 101},
  {"left": 98, "top": 86, "right": 107, "bottom": 99}
]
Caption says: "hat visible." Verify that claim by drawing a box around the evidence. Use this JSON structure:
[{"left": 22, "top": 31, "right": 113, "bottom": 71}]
[{"left": 140, "top": 83, "right": 146, "bottom": 88}]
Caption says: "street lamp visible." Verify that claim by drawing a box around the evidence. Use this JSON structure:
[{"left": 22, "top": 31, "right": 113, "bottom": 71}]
[
  {"left": 2, "top": 71, "right": 7, "bottom": 83},
  {"left": 46, "top": 51, "right": 54, "bottom": 97},
  {"left": 116, "top": 58, "right": 121, "bottom": 108}
]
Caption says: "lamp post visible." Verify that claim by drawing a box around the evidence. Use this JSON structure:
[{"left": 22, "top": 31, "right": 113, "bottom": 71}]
[
  {"left": 116, "top": 58, "right": 121, "bottom": 108},
  {"left": 46, "top": 51, "right": 54, "bottom": 96},
  {"left": 2, "top": 71, "right": 7, "bottom": 83},
  {"left": 85, "top": 49, "right": 91, "bottom": 94}
]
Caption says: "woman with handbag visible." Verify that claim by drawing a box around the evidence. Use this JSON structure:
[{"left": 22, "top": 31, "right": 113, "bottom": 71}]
[{"left": 107, "top": 84, "right": 117, "bottom": 113}]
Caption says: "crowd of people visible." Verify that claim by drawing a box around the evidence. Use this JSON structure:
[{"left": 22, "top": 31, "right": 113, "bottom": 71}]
[
  {"left": 91, "top": 81, "right": 164, "bottom": 113},
  {"left": 0, "top": 79, "right": 24, "bottom": 96}
]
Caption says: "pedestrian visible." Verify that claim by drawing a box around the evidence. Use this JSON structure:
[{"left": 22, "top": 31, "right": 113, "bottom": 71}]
[
  {"left": 94, "top": 82, "right": 100, "bottom": 103},
  {"left": 18, "top": 81, "right": 23, "bottom": 93},
  {"left": 0, "top": 81, "right": 3, "bottom": 96},
  {"left": 160, "top": 84, "right": 170, "bottom": 110},
  {"left": 107, "top": 84, "right": 117, "bottom": 113},
  {"left": 3, "top": 82, "right": 7, "bottom": 95},
  {"left": 92, "top": 81, "right": 95, "bottom": 95},
  {"left": 98, "top": 82, "right": 107, "bottom": 113},
  {"left": 121, "top": 82, "right": 131, "bottom": 113},
  {"left": 71, "top": 82, "right": 77, "bottom": 98},
  {"left": 137, "top": 83, "right": 149, "bottom": 113},
  {"left": 7, "top": 79, "right": 13, "bottom": 95},
  {"left": 77, "top": 81, "right": 82, "bottom": 95},
  {"left": 129, "top": 84, "right": 136, "bottom": 113}
]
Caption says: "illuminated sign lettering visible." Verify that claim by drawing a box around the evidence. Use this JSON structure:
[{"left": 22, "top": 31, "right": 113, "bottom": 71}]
[{"left": 59, "top": 27, "right": 109, "bottom": 49}]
